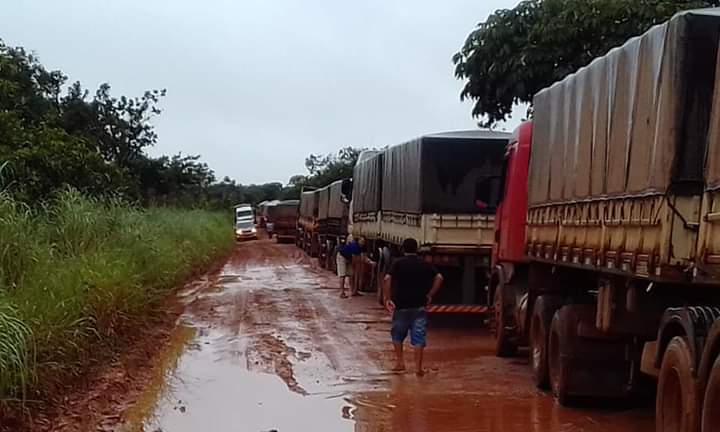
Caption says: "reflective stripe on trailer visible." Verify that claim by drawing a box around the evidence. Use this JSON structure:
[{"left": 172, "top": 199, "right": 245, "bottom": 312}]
[{"left": 426, "top": 305, "right": 488, "bottom": 314}]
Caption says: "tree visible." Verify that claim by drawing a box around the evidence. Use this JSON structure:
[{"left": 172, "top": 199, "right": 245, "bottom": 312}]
[
  {"left": 60, "top": 82, "right": 166, "bottom": 167},
  {"left": 453, "top": 0, "right": 718, "bottom": 127},
  {"left": 302, "top": 146, "right": 364, "bottom": 188}
]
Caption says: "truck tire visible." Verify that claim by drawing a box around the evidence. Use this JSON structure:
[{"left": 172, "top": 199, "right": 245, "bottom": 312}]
[
  {"left": 657, "top": 336, "right": 700, "bottom": 432},
  {"left": 493, "top": 281, "right": 518, "bottom": 357},
  {"left": 701, "top": 355, "right": 719, "bottom": 432},
  {"left": 548, "top": 305, "right": 579, "bottom": 405},
  {"left": 530, "top": 295, "right": 563, "bottom": 389},
  {"left": 548, "top": 305, "right": 630, "bottom": 406}
]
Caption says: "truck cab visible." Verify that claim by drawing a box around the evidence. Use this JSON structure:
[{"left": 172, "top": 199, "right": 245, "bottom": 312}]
[{"left": 493, "top": 121, "right": 532, "bottom": 267}]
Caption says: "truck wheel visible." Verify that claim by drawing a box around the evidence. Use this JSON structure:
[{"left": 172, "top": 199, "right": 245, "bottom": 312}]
[
  {"left": 530, "top": 295, "right": 563, "bottom": 389},
  {"left": 548, "top": 304, "right": 630, "bottom": 405},
  {"left": 548, "top": 306, "right": 574, "bottom": 405},
  {"left": 702, "top": 355, "right": 720, "bottom": 432},
  {"left": 492, "top": 281, "right": 518, "bottom": 357},
  {"left": 657, "top": 336, "right": 700, "bottom": 432}
]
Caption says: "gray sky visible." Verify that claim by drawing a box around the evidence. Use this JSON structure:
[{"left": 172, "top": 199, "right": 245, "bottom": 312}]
[{"left": 3, "top": 0, "right": 521, "bottom": 184}]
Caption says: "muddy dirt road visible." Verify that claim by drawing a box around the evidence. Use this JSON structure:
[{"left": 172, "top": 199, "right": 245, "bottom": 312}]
[{"left": 118, "top": 239, "right": 655, "bottom": 432}]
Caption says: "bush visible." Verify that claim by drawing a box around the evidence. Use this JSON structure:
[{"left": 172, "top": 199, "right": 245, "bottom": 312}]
[{"left": 0, "top": 190, "right": 233, "bottom": 401}]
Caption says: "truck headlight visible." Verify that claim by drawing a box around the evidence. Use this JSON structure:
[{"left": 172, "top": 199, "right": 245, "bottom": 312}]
[
  {"left": 235, "top": 229, "right": 242, "bottom": 235},
  {"left": 251, "top": 227, "right": 257, "bottom": 233}
]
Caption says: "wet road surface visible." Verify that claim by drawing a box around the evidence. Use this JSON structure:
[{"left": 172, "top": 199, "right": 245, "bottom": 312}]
[{"left": 120, "top": 239, "right": 655, "bottom": 432}]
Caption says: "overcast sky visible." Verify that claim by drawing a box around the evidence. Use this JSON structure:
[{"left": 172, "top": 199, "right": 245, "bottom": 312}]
[{"left": 3, "top": 0, "right": 521, "bottom": 184}]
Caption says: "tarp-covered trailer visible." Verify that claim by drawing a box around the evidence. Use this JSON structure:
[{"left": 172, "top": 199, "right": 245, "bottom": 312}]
[
  {"left": 381, "top": 130, "right": 510, "bottom": 312},
  {"left": 298, "top": 189, "right": 320, "bottom": 256},
  {"left": 267, "top": 200, "right": 299, "bottom": 243},
  {"left": 351, "top": 150, "right": 384, "bottom": 242},
  {"left": 318, "top": 180, "right": 351, "bottom": 270},
  {"left": 490, "top": 9, "right": 720, "bottom": 426}
]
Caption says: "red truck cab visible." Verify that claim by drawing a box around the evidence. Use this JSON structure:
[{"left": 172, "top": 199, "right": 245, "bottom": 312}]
[{"left": 493, "top": 121, "right": 532, "bottom": 265}]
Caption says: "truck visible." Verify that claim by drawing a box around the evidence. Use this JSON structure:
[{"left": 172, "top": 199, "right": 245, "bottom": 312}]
[
  {"left": 256, "top": 200, "right": 276, "bottom": 229},
  {"left": 317, "top": 180, "right": 351, "bottom": 271},
  {"left": 233, "top": 203, "right": 257, "bottom": 241},
  {"left": 490, "top": 10, "right": 720, "bottom": 431},
  {"left": 353, "top": 130, "right": 510, "bottom": 312},
  {"left": 298, "top": 189, "right": 320, "bottom": 256},
  {"left": 351, "top": 150, "right": 383, "bottom": 243},
  {"left": 266, "top": 199, "right": 300, "bottom": 243}
]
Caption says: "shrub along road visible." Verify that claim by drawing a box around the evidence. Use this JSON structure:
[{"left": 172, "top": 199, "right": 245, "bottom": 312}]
[{"left": 0, "top": 190, "right": 233, "bottom": 425}]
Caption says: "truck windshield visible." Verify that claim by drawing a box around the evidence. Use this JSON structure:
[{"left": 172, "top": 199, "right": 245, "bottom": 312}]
[
  {"left": 236, "top": 210, "right": 253, "bottom": 219},
  {"left": 236, "top": 221, "right": 254, "bottom": 229},
  {"left": 475, "top": 172, "right": 505, "bottom": 212}
]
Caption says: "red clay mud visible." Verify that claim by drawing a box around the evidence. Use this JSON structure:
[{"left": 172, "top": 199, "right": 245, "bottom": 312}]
[{"left": 23, "top": 239, "right": 656, "bottom": 431}]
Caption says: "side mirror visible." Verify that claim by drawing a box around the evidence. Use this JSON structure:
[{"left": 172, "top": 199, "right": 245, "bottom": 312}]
[{"left": 341, "top": 178, "right": 353, "bottom": 203}]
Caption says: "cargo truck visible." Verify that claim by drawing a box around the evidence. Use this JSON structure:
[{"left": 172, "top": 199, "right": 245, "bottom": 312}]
[
  {"left": 356, "top": 130, "right": 510, "bottom": 312},
  {"left": 298, "top": 189, "right": 320, "bottom": 256},
  {"left": 318, "top": 179, "right": 351, "bottom": 271},
  {"left": 351, "top": 151, "right": 384, "bottom": 244},
  {"left": 266, "top": 199, "right": 299, "bottom": 243},
  {"left": 490, "top": 10, "right": 720, "bottom": 431}
]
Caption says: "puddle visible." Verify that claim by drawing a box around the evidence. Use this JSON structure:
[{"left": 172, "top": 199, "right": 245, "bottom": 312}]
[{"left": 120, "top": 326, "right": 354, "bottom": 432}]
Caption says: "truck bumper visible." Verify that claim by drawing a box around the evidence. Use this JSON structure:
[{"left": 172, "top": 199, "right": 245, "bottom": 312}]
[{"left": 426, "top": 305, "right": 488, "bottom": 314}]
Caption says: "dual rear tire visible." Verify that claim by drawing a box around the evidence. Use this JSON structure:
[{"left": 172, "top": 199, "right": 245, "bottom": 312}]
[
  {"left": 547, "top": 305, "right": 631, "bottom": 405},
  {"left": 702, "top": 356, "right": 720, "bottom": 432},
  {"left": 656, "top": 336, "right": 699, "bottom": 432},
  {"left": 530, "top": 295, "right": 563, "bottom": 388},
  {"left": 655, "top": 335, "right": 720, "bottom": 432}
]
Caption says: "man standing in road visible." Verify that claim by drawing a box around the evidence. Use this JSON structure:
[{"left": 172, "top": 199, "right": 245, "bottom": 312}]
[
  {"left": 376, "top": 240, "right": 392, "bottom": 305},
  {"left": 337, "top": 236, "right": 362, "bottom": 298},
  {"left": 383, "top": 238, "right": 443, "bottom": 376}
]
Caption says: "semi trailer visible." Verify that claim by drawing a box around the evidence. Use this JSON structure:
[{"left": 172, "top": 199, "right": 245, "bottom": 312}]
[
  {"left": 266, "top": 199, "right": 299, "bottom": 243},
  {"left": 318, "top": 179, "right": 351, "bottom": 271},
  {"left": 351, "top": 130, "right": 510, "bottom": 312},
  {"left": 298, "top": 189, "right": 320, "bottom": 256},
  {"left": 491, "top": 10, "right": 720, "bottom": 431}
]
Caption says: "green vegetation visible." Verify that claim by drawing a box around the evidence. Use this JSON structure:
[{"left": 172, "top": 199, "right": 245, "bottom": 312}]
[
  {"left": 454, "top": 0, "right": 720, "bottom": 126},
  {"left": 0, "top": 190, "right": 233, "bottom": 402}
]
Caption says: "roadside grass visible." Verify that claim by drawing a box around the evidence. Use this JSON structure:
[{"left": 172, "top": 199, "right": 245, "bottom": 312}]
[{"left": 0, "top": 190, "right": 233, "bottom": 403}]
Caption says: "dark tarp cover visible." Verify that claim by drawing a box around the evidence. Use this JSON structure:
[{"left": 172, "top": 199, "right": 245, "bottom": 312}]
[
  {"left": 352, "top": 151, "right": 383, "bottom": 213},
  {"left": 530, "top": 9, "right": 720, "bottom": 205},
  {"left": 328, "top": 180, "right": 349, "bottom": 219},
  {"left": 266, "top": 200, "right": 299, "bottom": 220},
  {"left": 381, "top": 130, "right": 510, "bottom": 214},
  {"left": 300, "top": 190, "right": 319, "bottom": 218},
  {"left": 317, "top": 186, "right": 330, "bottom": 220}
]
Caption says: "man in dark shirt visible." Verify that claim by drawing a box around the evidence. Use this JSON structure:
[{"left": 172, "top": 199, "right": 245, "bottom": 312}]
[{"left": 383, "top": 238, "right": 444, "bottom": 376}]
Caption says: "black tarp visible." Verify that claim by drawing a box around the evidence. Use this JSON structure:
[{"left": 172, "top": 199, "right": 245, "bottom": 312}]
[
  {"left": 381, "top": 130, "right": 510, "bottom": 214},
  {"left": 299, "top": 190, "right": 319, "bottom": 218},
  {"left": 328, "top": 180, "right": 349, "bottom": 219},
  {"left": 531, "top": 9, "right": 720, "bottom": 204},
  {"left": 266, "top": 200, "right": 299, "bottom": 220},
  {"left": 317, "top": 186, "right": 331, "bottom": 220},
  {"left": 352, "top": 151, "right": 384, "bottom": 214}
]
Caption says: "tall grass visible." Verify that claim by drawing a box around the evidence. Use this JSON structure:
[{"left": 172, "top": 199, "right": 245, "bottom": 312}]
[{"left": 0, "top": 190, "right": 233, "bottom": 402}]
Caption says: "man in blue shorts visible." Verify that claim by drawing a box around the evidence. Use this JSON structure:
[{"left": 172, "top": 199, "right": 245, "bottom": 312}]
[{"left": 383, "top": 238, "right": 444, "bottom": 376}]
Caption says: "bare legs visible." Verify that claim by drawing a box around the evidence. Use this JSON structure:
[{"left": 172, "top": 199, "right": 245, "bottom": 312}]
[
  {"left": 392, "top": 342, "right": 405, "bottom": 372},
  {"left": 339, "top": 276, "right": 348, "bottom": 298},
  {"left": 414, "top": 346, "right": 425, "bottom": 377},
  {"left": 392, "top": 343, "right": 425, "bottom": 376}
]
